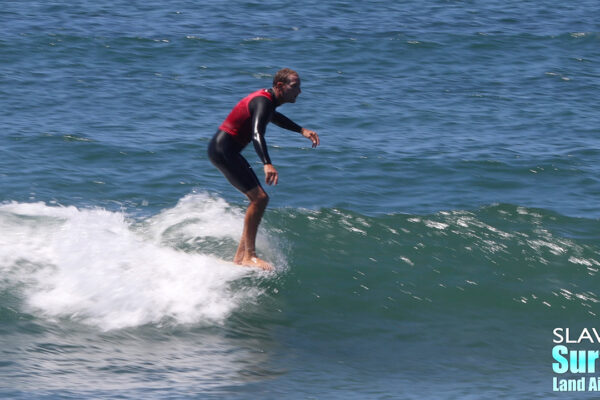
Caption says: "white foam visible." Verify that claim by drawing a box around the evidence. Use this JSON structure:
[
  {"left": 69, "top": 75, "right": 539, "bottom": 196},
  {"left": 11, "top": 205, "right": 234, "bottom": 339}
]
[{"left": 0, "top": 193, "right": 280, "bottom": 330}]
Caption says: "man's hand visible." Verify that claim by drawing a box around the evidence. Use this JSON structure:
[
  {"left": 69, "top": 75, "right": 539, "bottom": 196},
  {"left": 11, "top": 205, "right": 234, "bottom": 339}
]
[
  {"left": 264, "top": 164, "right": 278, "bottom": 185},
  {"left": 301, "top": 128, "right": 320, "bottom": 148}
]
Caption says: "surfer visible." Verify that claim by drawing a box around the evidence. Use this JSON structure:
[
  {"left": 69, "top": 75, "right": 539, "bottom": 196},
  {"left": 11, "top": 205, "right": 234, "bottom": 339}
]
[{"left": 208, "top": 68, "right": 320, "bottom": 270}]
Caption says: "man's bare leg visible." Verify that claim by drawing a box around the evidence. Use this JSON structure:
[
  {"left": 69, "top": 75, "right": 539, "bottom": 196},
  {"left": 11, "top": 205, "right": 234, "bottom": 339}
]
[
  {"left": 233, "top": 236, "right": 246, "bottom": 264},
  {"left": 233, "top": 186, "right": 273, "bottom": 270}
]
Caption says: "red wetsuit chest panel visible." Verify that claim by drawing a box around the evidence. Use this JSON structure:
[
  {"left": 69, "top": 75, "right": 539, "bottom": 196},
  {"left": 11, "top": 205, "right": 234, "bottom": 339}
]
[{"left": 219, "top": 89, "right": 274, "bottom": 145}]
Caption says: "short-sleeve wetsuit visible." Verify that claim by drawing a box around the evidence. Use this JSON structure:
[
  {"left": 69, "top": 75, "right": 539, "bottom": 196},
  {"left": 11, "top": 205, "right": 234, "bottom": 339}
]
[{"left": 208, "top": 88, "right": 302, "bottom": 193}]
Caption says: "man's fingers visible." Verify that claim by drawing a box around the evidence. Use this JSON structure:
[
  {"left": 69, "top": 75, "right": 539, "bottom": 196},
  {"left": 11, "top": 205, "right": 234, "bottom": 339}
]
[
  {"left": 265, "top": 171, "right": 278, "bottom": 185},
  {"left": 264, "top": 164, "right": 278, "bottom": 185},
  {"left": 309, "top": 131, "right": 319, "bottom": 147}
]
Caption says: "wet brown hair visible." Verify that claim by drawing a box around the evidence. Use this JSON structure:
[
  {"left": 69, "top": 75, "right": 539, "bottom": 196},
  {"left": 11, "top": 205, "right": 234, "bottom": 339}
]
[{"left": 273, "top": 68, "right": 299, "bottom": 86}]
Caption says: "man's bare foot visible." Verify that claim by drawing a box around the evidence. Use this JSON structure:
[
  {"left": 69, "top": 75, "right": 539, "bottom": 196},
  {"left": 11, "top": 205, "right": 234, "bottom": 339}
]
[{"left": 241, "top": 256, "right": 274, "bottom": 271}]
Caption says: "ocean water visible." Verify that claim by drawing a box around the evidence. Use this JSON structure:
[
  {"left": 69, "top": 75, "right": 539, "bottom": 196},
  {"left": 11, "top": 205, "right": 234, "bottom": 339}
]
[{"left": 1, "top": 1, "right": 600, "bottom": 398}]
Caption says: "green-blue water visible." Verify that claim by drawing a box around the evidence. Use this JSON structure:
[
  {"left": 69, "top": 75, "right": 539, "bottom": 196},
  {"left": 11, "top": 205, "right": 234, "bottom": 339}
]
[{"left": 1, "top": 1, "right": 600, "bottom": 398}]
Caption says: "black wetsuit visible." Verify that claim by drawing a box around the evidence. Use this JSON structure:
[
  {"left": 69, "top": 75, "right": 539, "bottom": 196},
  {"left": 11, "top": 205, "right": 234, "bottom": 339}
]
[{"left": 208, "top": 88, "right": 302, "bottom": 193}]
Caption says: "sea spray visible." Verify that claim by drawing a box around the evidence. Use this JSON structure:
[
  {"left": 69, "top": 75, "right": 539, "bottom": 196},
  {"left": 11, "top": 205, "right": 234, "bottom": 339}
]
[{"left": 0, "top": 195, "right": 281, "bottom": 330}]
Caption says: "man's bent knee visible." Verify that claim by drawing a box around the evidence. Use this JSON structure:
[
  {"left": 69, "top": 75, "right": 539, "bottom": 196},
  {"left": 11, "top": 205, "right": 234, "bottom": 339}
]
[
  {"left": 245, "top": 186, "right": 269, "bottom": 206},
  {"left": 254, "top": 191, "right": 269, "bottom": 208}
]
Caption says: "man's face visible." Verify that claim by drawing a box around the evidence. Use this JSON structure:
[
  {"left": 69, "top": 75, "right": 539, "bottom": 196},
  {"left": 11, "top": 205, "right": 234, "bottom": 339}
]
[{"left": 280, "top": 74, "right": 301, "bottom": 103}]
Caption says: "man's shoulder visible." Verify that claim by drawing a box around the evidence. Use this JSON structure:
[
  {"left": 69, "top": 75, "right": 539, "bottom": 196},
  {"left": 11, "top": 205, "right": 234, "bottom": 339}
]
[
  {"left": 247, "top": 90, "right": 275, "bottom": 110},
  {"left": 246, "top": 89, "right": 274, "bottom": 101}
]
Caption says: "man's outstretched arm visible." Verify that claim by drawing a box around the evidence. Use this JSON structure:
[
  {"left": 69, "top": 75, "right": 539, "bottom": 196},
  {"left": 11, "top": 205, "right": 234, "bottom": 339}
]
[{"left": 272, "top": 112, "right": 320, "bottom": 148}]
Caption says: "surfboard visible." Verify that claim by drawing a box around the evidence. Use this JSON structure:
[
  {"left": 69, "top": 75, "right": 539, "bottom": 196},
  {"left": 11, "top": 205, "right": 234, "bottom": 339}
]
[{"left": 215, "top": 257, "right": 274, "bottom": 271}]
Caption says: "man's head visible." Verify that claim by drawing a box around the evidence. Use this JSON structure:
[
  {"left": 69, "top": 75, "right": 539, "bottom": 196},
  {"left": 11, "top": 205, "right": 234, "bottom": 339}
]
[{"left": 273, "top": 68, "right": 301, "bottom": 104}]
